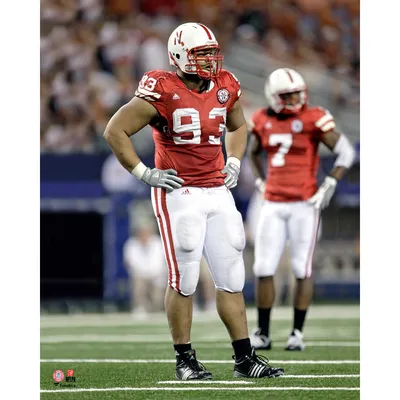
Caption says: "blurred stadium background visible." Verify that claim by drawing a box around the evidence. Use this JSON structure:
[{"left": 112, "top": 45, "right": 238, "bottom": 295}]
[{"left": 40, "top": 0, "right": 360, "bottom": 314}]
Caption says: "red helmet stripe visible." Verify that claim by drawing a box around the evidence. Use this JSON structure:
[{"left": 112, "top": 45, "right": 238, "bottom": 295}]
[
  {"left": 285, "top": 69, "right": 294, "bottom": 83},
  {"left": 197, "top": 23, "right": 212, "bottom": 40}
]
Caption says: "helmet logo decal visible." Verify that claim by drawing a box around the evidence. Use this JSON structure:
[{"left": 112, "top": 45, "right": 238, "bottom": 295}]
[
  {"left": 217, "top": 88, "right": 230, "bottom": 104},
  {"left": 174, "top": 30, "right": 184, "bottom": 46}
]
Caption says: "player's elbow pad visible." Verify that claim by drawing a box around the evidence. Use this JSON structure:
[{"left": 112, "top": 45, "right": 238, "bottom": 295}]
[{"left": 333, "top": 134, "right": 356, "bottom": 169}]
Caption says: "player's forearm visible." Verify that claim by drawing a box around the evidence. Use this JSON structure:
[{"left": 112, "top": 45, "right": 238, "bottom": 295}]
[
  {"left": 248, "top": 153, "right": 265, "bottom": 181},
  {"left": 103, "top": 128, "right": 142, "bottom": 173},
  {"left": 225, "top": 123, "right": 248, "bottom": 161},
  {"left": 328, "top": 166, "right": 348, "bottom": 181}
]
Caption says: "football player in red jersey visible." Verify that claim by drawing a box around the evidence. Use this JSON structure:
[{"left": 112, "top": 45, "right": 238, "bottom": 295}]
[
  {"left": 104, "top": 22, "right": 284, "bottom": 380},
  {"left": 248, "top": 68, "right": 356, "bottom": 351}
]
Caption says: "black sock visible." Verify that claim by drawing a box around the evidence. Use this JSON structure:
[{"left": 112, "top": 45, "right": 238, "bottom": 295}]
[
  {"left": 293, "top": 308, "right": 307, "bottom": 333},
  {"left": 174, "top": 343, "right": 192, "bottom": 356},
  {"left": 258, "top": 307, "right": 271, "bottom": 337},
  {"left": 232, "top": 338, "right": 252, "bottom": 360}
]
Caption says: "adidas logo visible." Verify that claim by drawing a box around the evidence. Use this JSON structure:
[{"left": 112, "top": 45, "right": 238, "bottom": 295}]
[
  {"left": 181, "top": 188, "right": 191, "bottom": 195},
  {"left": 173, "top": 93, "right": 180, "bottom": 100}
]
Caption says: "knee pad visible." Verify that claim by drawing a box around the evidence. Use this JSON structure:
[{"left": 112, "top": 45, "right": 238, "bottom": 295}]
[
  {"left": 253, "top": 259, "right": 279, "bottom": 278},
  {"left": 176, "top": 261, "right": 200, "bottom": 296},
  {"left": 253, "top": 260, "right": 264, "bottom": 278},
  {"left": 291, "top": 259, "right": 311, "bottom": 279},
  {"left": 214, "top": 256, "right": 245, "bottom": 293},
  {"left": 175, "top": 212, "right": 203, "bottom": 252},
  {"left": 225, "top": 211, "right": 246, "bottom": 252}
]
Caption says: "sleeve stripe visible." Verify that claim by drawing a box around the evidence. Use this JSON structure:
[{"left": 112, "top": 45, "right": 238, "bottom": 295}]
[
  {"left": 135, "top": 90, "right": 159, "bottom": 101},
  {"left": 230, "top": 72, "right": 240, "bottom": 82},
  {"left": 237, "top": 89, "right": 242, "bottom": 97},
  {"left": 320, "top": 121, "right": 336, "bottom": 132},
  {"left": 135, "top": 87, "right": 161, "bottom": 99},
  {"left": 315, "top": 113, "right": 333, "bottom": 128}
]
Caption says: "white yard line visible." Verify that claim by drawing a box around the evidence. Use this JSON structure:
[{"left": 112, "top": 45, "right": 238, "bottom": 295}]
[
  {"left": 40, "top": 359, "right": 360, "bottom": 364},
  {"left": 41, "top": 334, "right": 174, "bottom": 343},
  {"left": 158, "top": 381, "right": 255, "bottom": 385},
  {"left": 40, "top": 386, "right": 360, "bottom": 393},
  {"left": 158, "top": 375, "right": 360, "bottom": 383}
]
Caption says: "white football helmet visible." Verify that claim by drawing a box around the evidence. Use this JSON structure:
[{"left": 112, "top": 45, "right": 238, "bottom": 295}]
[
  {"left": 265, "top": 68, "right": 308, "bottom": 114},
  {"left": 167, "top": 22, "right": 223, "bottom": 79}
]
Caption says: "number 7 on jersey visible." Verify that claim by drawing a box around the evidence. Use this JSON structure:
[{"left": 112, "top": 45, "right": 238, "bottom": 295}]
[{"left": 269, "top": 134, "right": 293, "bottom": 167}]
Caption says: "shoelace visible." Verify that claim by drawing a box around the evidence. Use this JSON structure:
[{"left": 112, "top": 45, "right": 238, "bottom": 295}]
[
  {"left": 179, "top": 352, "right": 208, "bottom": 373},
  {"left": 252, "top": 352, "right": 272, "bottom": 368},
  {"left": 232, "top": 351, "right": 272, "bottom": 368},
  {"left": 187, "top": 356, "right": 209, "bottom": 372}
]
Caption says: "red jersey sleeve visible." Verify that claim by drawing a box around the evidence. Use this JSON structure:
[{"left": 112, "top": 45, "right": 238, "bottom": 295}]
[
  {"left": 310, "top": 106, "right": 337, "bottom": 140},
  {"left": 135, "top": 70, "right": 169, "bottom": 119},
  {"left": 222, "top": 70, "right": 242, "bottom": 112}
]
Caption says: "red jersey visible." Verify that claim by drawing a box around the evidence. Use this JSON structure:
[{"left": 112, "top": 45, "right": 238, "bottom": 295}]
[
  {"left": 250, "top": 106, "right": 336, "bottom": 202},
  {"left": 135, "top": 69, "right": 241, "bottom": 187}
]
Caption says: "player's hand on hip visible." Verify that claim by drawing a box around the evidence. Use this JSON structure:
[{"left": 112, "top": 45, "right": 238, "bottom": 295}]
[
  {"left": 141, "top": 168, "right": 185, "bottom": 193},
  {"left": 222, "top": 157, "right": 241, "bottom": 189},
  {"left": 307, "top": 176, "right": 337, "bottom": 209}
]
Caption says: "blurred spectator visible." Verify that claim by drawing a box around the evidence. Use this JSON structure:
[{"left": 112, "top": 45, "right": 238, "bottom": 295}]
[
  {"left": 138, "top": 0, "right": 178, "bottom": 17},
  {"left": 123, "top": 224, "right": 167, "bottom": 319},
  {"left": 105, "top": 0, "right": 135, "bottom": 18},
  {"left": 136, "top": 26, "right": 170, "bottom": 76}
]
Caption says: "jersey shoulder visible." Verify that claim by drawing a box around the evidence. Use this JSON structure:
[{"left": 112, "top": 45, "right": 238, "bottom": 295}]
[
  {"left": 135, "top": 70, "right": 175, "bottom": 101},
  {"left": 301, "top": 105, "right": 336, "bottom": 133},
  {"left": 218, "top": 69, "right": 241, "bottom": 95},
  {"left": 219, "top": 69, "right": 240, "bottom": 83}
]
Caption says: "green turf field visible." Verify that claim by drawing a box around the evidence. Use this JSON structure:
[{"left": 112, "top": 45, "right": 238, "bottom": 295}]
[{"left": 40, "top": 305, "right": 360, "bottom": 399}]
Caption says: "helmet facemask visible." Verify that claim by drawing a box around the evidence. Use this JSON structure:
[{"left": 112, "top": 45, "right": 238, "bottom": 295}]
[
  {"left": 184, "top": 45, "right": 223, "bottom": 79},
  {"left": 276, "top": 90, "right": 307, "bottom": 114},
  {"left": 266, "top": 85, "right": 308, "bottom": 115}
]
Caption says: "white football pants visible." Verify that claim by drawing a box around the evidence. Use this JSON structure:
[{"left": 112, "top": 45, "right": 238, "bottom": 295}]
[
  {"left": 253, "top": 200, "right": 321, "bottom": 279},
  {"left": 151, "top": 186, "right": 246, "bottom": 296}
]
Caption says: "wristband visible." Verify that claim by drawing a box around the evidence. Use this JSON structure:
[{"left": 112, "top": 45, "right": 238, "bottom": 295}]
[
  {"left": 255, "top": 177, "right": 264, "bottom": 187},
  {"left": 325, "top": 176, "right": 337, "bottom": 187},
  {"left": 227, "top": 157, "right": 241, "bottom": 169},
  {"left": 131, "top": 162, "right": 147, "bottom": 179}
]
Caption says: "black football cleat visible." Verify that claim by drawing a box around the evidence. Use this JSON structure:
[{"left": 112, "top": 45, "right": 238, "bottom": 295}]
[
  {"left": 233, "top": 348, "right": 284, "bottom": 378},
  {"left": 175, "top": 349, "right": 213, "bottom": 381}
]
